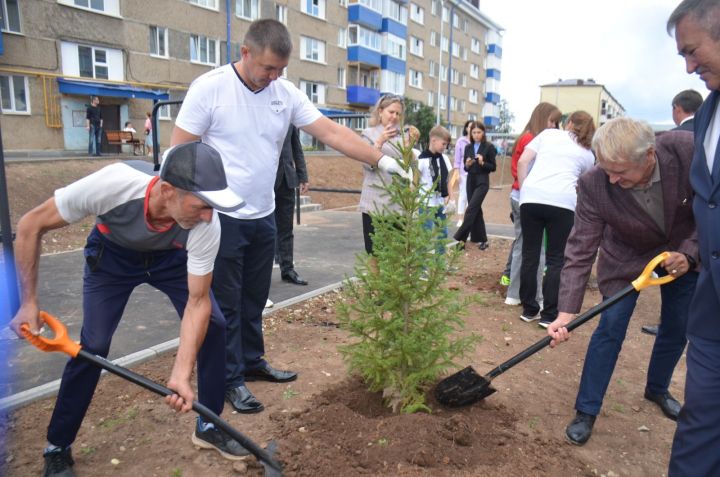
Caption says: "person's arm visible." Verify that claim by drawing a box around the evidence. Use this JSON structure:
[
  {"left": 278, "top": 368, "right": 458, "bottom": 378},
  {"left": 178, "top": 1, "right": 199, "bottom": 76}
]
[
  {"left": 481, "top": 144, "right": 497, "bottom": 172},
  {"left": 517, "top": 148, "right": 537, "bottom": 189},
  {"left": 85, "top": 108, "right": 91, "bottom": 131},
  {"left": 291, "top": 126, "right": 309, "bottom": 184},
  {"left": 8, "top": 198, "right": 69, "bottom": 336},
  {"left": 165, "top": 272, "right": 212, "bottom": 413},
  {"left": 170, "top": 126, "right": 202, "bottom": 146}
]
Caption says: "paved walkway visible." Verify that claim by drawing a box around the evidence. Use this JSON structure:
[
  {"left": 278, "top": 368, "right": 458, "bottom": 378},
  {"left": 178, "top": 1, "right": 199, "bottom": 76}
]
[{"left": 0, "top": 209, "right": 513, "bottom": 409}]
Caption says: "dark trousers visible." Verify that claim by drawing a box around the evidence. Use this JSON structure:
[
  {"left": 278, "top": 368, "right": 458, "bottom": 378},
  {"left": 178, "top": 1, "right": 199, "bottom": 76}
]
[
  {"left": 274, "top": 184, "right": 296, "bottom": 274},
  {"left": 669, "top": 334, "right": 720, "bottom": 476},
  {"left": 575, "top": 271, "right": 696, "bottom": 417},
  {"left": 519, "top": 203, "right": 575, "bottom": 320},
  {"left": 47, "top": 229, "right": 227, "bottom": 447},
  {"left": 88, "top": 124, "right": 102, "bottom": 155},
  {"left": 453, "top": 174, "right": 489, "bottom": 243},
  {"left": 212, "top": 213, "right": 275, "bottom": 389}
]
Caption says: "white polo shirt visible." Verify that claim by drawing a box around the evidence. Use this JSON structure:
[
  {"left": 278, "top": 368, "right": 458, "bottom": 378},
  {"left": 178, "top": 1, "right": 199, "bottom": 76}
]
[{"left": 175, "top": 64, "right": 322, "bottom": 219}]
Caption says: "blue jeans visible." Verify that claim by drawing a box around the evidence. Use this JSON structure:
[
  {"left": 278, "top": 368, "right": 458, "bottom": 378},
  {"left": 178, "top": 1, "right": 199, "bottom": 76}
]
[
  {"left": 211, "top": 213, "right": 276, "bottom": 389},
  {"left": 422, "top": 205, "right": 448, "bottom": 255},
  {"left": 88, "top": 124, "right": 102, "bottom": 155},
  {"left": 575, "top": 271, "right": 697, "bottom": 416}
]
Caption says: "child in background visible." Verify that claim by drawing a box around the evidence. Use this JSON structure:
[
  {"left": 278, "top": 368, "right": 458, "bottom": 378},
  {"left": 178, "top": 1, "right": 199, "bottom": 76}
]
[{"left": 417, "top": 126, "right": 455, "bottom": 254}]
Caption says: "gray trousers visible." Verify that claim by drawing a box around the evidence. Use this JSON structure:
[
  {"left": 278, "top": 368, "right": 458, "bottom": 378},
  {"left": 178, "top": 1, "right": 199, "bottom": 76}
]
[{"left": 507, "top": 197, "right": 543, "bottom": 302}]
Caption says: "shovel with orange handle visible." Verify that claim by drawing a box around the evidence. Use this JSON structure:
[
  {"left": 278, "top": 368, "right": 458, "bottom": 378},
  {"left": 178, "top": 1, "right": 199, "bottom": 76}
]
[
  {"left": 434, "top": 252, "right": 676, "bottom": 408},
  {"left": 21, "top": 312, "right": 283, "bottom": 477}
]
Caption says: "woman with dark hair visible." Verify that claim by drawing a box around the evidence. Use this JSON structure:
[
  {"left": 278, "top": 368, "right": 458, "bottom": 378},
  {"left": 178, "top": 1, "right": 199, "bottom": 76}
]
[
  {"left": 453, "top": 122, "right": 496, "bottom": 250},
  {"left": 503, "top": 103, "right": 562, "bottom": 305},
  {"left": 452, "top": 119, "right": 476, "bottom": 218},
  {"left": 517, "top": 110, "right": 596, "bottom": 328}
]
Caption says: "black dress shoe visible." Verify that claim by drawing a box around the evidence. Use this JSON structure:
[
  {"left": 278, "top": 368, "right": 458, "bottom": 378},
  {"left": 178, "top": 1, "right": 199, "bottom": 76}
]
[
  {"left": 245, "top": 363, "right": 298, "bottom": 383},
  {"left": 565, "top": 411, "right": 596, "bottom": 445},
  {"left": 225, "top": 385, "right": 264, "bottom": 414},
  {"left": 644, "top": 389, "right": 681, "bottom": 421},
  {"left": 281, "top": 270, "right": 308, "bottom": 285},
  {"left": 478, "top": 242, "right": 489, "bottom": 251},
  {"left": 641, "top": 325, "right": 659, "bottom": 336}
]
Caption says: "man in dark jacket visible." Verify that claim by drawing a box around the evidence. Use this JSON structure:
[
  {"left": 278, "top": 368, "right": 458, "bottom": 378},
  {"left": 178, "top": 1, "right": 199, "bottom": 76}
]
[{"left": 671, "top": 89, "right": 703, "bottom": 132}]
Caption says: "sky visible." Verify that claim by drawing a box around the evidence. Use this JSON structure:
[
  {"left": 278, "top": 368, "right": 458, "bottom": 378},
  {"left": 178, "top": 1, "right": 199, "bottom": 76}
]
[{"left": 479, "top": 0, "right": 708, "bottom": 131}]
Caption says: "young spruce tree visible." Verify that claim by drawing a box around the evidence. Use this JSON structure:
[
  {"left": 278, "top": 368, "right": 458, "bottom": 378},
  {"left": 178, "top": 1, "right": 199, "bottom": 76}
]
[{"left": 338, "top": 127, "right": 479, "bottom": 413}]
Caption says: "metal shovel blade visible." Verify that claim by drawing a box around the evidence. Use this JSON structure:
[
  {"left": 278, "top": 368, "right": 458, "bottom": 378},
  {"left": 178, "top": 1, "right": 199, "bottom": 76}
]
[{"left": 434, "top": 366, "right": 496, "bottom": 407}]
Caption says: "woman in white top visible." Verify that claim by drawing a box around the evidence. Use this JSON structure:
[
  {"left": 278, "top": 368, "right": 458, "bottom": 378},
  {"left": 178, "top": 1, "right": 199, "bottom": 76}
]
[{"left": 517, "top": 110, "right": 596, "bottom": 327}]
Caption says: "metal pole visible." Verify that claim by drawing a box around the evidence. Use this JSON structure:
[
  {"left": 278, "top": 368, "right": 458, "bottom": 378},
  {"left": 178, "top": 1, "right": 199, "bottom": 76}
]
[
  {"left": 226, "top": 0, "right": 232, "bottom": 64},
  {"left": 151, "top": 99, "right": 184, "bottom": 170},
  {"left": 0, "top": 124, "right": 20, "bottom": 324},
  {"left": 446, "top": 1, "right": 455, "bottom": 126},
  {"left": 435, "top": 0, "right": 444, "bottom": 124}
]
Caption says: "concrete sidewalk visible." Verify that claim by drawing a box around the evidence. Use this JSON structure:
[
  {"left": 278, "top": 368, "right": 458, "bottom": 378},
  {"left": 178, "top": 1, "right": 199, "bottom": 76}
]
[{"left": 0, "top": 209, "right": 512, "bottom": 410}]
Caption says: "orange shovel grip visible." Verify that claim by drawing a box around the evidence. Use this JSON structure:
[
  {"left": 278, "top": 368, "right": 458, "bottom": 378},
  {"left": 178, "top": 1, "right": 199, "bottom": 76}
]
[{"left": 20, "top": 311, "right": 81, "bottom": 358}]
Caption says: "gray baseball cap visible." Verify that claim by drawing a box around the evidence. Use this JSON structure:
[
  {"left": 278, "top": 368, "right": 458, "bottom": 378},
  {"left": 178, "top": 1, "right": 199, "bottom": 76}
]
[{"left": 160, "top": 142, "right": 245, "bottom": 212}]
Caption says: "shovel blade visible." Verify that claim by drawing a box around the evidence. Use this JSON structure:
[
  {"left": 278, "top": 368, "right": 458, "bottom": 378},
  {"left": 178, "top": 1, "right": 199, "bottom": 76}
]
[{"left": 435, "top": 366, "right": 496, "bottom": 407}]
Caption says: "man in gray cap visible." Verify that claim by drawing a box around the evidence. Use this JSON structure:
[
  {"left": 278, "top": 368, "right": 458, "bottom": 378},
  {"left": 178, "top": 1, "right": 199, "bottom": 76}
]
[{"left": 9, "top": 142, "right": 247, "bottom": 477}]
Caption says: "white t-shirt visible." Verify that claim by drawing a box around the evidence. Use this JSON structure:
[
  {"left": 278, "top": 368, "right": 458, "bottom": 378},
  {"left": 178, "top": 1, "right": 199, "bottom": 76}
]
[
  {"left": 519, "top": 129, "right": 595, "bottom": 211},
  {"left": 175, "top": 64, "right": 322, "bottom": 219},
  {"left": 54, "top": 162, "right": 221, "bottom": 276},
  {"left": 417, "top": 151, "right": 452, "bottom": 207}
]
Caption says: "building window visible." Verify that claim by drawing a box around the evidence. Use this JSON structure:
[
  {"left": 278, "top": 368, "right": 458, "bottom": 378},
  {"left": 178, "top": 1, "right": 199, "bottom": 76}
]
[
  {"left": 348, "top": 24, "right": 381, "bottom": 51},
  {"left": 189, "top": 0, "right": 218, "bottom": 9},
  {"left": 459, "top": 99, "right": 465, "bottom": 112},
  {"left": 441, "top": 5, "right": 448, "bottom": 22},
  {"left": 463, "top": 18, "right": 468, "bottom": 32},
  {"left": 358, "top": 0, "right": 381, "bottom": 12},
  {"left": 470, "top": 63, "right": 479, "bottom": 79},
  {"left": 427, "top": 91, "right": 434, "bottom": 107},
  {"left": 302, "top": 0, "right": 326, "bottom": 19},
  {"left": 430, "top": 31, "right": 436, "bottom": 47},
  {"left": 451, "top": 41, "right": 459, "bottom": 58},
  {"left": 384, "top": 0, "right": 407, "bottom": 25},
  {"left": 450, "top": 96, "right": 457, "bottom": 111},
  {"left": 190, "top": 35, "right": 219, "bottom": 66},
  {"left": 384, "top": 33, "right": 405, "bottom": 60},
  {"left": 300, "top": 36, "right": 326, "bottom": 63},
  {"left": 462, "top": 46, "right": 467, "bottom": 61},
  {"left": 58, "top": 0, "right": 121, "bottom": 15},
  {"left": 451, "top": 12, "right": 459, "bottom": 28},
  {"left": 300, "top": 80, "right": 325, "bottom": 104},
  {"left": 337, "top": 27, "right": 346, "bottom": 48},
  {"left": 408, "top": 69, "right": 422, "bottom": 89},
  {"left": 460, "top": 72, "right": 467, "bottom": 87},
  {"left": 236, "top": 0, "right": 259, "bottom": 19},
  {"left": 428, "top": 60, "right": 435, "bottom": 77},
  {"left": 410, "top": 3, "right": 423, "bottom": 24},
  {"left": 275, "top": 4, "right": 287, "bottom": 23},
  {"left": 337, "top": 67, "right": 346, "bottom": 89},
  {"left": 471, "top": 37, "right": 481, "bottom": 54},
  {"left": 409, "top": 36, "right": 423, "bottom": 57},
  {"left": 439, "top": 93, "right": 446, "bottom": 110},
  {"left": 380, "top": 70, "right": 404, "bottom": 95},
  {"left": 338, "top": 0, "right": 347, "bottom": 7},
  {"left": 441, "top": 35, "right": 448, "bottom": 52},
  {"left": 469, "top": 89, "right": 478, "bottom": 104},
  {"left": 0, "top": 74, "right": 29, "bottom": 114},
  {"left": 78, "top": 45, "right": 108, "bottom": 79},
  {"left": 450, "top": 68, "right": 458, "bottom": 85},
  {"left": 430, "top": 0, "right": 437, "bottom": 15},
  {"left": 440, "top": 64, "right": 447, "bottom": 81},
  {"left": 149, "top": 26, "right": 168, "bottom": 58},
  {"left": 1, "top": 0, "right": 21, "bottom": 33}
]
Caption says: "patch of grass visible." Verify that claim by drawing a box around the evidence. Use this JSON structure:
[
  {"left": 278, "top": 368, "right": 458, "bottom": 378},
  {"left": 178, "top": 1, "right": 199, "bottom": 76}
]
[
  {"left": 528, "top": 417, "right": 539, "bottom": 430},
  {"left": 501, "top": 323, "right": 511, "bottom": 332},
  {"left": 170, "top": 468, "right": 182, "bottom": 477},
  {"left": 99, "top": 406, "right": 139, "bottom": 430},
  {"left": 377, "top": 437, "right": 389, "bottom": 446},
  {"left": 79, "top": 446, "right": 96, "bottom": 456},
  {"left": 282, "top": 388, "right": 300, "bottom": 400},
  {"left": 612, "top": 403, "right": 625, "bottom": 413}
]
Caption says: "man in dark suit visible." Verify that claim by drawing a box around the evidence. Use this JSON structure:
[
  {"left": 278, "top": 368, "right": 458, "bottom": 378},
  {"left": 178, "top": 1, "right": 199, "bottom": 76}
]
[
  {"left": 547, "top": 117, "right": 698, "bottom": 446},
  {"left": 275, "top": 126, "right": 309, "bottom": 285},
  {"left": 672, "top": 89, "right": 703, "bottom": 132},
  {"left": 668, "top": 1, "right": 720, "bottom": 474}
]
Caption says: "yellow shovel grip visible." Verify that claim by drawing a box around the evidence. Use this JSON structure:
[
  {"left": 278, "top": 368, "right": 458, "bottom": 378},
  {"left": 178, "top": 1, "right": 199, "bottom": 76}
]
[
  {"left": 20, "top": 311, "right": 81, "bottom": 358},
  {"left": 631, "top": 252, "right": 675, "bottom": 291}
]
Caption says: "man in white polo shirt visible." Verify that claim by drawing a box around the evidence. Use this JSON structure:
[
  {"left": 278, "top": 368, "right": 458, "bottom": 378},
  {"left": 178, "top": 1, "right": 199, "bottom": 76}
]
[{"left": 171, "top": 19, "right": 408, "bottom": 414}]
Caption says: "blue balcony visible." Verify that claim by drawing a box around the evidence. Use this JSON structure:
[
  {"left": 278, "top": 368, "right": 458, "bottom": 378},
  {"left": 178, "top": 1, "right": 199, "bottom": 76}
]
[
  {"left": 348, "top": 4, "right": 382, "bottom": 30},
  {"left": 381, "top": 18, "right": 407, "bottom": 38},
  {"left": 347, "top": 85, "right": 381, "bottom": 106},
  {"left": 486, "top": 68, "right": 501, "bottom": 81},
  {"left": 485, "top": 92, "right": 501, "bottom": 105},
  {"left": 380, "top": 56, "right": 405, "bottom": 74},
  {"left": 484, "top": 116, "right": 499, "bottom": 128},
  {"left": 348, "top": 45, "right": 382, "bottom": 66},
  {"left": 487, "top": 43, "right": 502, "bottom": 58}
]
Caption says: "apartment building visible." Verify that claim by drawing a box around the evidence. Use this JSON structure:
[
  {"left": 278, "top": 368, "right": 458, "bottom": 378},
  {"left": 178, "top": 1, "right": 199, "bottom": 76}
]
[
  {"left": 0, "top": 0, "right": 502, "bottom": 151},
  {"left": 540, "top": 78, "right": 625, "bottom": 127}
]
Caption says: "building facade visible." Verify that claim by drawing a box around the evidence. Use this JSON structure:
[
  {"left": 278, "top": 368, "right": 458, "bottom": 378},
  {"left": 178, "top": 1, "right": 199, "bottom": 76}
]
[
  {"left": 539, "top": 78, "right": 625, "bottom": 127},
  {"left": 0, "top": 0, "right": 502, "bottom": 151}
]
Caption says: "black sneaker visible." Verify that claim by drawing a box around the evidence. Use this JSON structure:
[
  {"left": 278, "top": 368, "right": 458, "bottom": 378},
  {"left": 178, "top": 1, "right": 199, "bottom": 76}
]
[
  {"left": 43, "top": 447, "right": 76, "bottom": 477},
  {"left": 192, "top": 420, "right": 251, "bottom": 461}
]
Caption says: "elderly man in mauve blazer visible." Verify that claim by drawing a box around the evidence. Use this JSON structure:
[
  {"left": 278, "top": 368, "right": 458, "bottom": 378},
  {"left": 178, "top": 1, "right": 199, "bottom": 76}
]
[{"left": 546, "top": 118, "right": 698, "bottom": 446}]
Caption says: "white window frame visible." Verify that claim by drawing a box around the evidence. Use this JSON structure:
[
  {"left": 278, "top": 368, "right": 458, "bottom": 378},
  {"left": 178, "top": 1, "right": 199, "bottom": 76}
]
[
  {"left": 190, "top": 35, "right": 219, "bottom": 66},
  {"left": 188, "top": 0, "right": 218, "bottom": 10},
  {"left": 236, "top": 0, "right": 260, "bottom": 20},
  {"left": 300, "top": 80, "right": 326, "bottom": 104},
  {"left": 58, "top": 0, "right": 120, "bottom": 16},
  {"left": 469, "top": 89, "right": 478, "bottom": 104},
  {"left": 149, "top": 26, "right": 168, "bottom": 58},
  {"left": 358, "top": 0, "right": 381, "bottom": 13},
  {"left": 1, "top": 0, "right": 21, "bottom": 33},
  {"left": 441, "top": 35, "right": 448, "bottom": 52},
  {"left": 439, "top": 93, "right": 446, "bottom": 110},
  {"left": 471, "top": 37, "right": 481, "bottom": 54},
  {"left": 428, "top": 60, "right": 435, "bottom": 78},
  {"left": 300, "top": 36, "right": 326, "bottom": 63},
  {"left": 383, "top": 0, "right": 407, "bottom": 25},
  {"left": 430, "top": 0, "right": 437, "bottom": 15},
  {"left": 78, "top": 45, "right": 109, "bottom": 79},
  {"left": 470, "top": 64, "right": 479, "bottom": 79},
  {"left": 338, "top": 0, "right": 347, "bottom": 7},
  {"left": 337, "top": 67, "right": 346, "bottom": 89},
  {"left": 408, "top": 69, "right": 422, "bottom": 89},
  {"left": 409, "top": 3, "right": 423, "bottom": 24},
  {"left": 409, "top": 36, "right": 423, "bottom": 57},
  {"left": 337, "top": 27, "right": 347, "bottom": 48},
  {"left": 451, "top": 40, "right": 459, "bottom": 58},
  {"left": 430, "top": 31, "right": 437, "bottom": 47},
  {"left": 427, "top": 91, "right": 434, "bottom": 107},
  {"left": 348, "top": 24, "right": 381, "bottom": 51},
  {"left": 0, "top": 74, "right": 30, "bottom": 114},
  {"left": 442, "top": 5, "right": 448, "bottom": 22},
  {"left": 384, "top": 33, "right": 405, "bottom": 61},
  {"left": 275, "top": 4, "right": 287, "bottom": 23},
  {"left": 302, "top": 0, "right": 326, "bottom": 19}
]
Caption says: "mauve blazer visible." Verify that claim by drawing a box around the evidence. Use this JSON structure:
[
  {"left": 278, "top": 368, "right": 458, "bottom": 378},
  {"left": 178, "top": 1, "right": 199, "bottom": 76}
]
[{"left": 558, "top": 130, "right": 697, "bottom": 313}]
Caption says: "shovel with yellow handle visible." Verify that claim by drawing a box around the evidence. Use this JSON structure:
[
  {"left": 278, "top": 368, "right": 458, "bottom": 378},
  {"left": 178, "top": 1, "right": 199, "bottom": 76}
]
[
  {"left": 435, "top": 252, "right": 675, "bottom": 407},
  {"left": 21, "top": 312, "right": 283, "bottom": 477}
]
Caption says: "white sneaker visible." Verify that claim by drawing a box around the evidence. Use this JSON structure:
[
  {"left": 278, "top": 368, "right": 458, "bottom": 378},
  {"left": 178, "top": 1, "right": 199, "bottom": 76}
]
[
  {"left": 520, "top": 313, "right": 541, "bottom": 323},
  {"left": 504, "top": 297, "right": 521, "bottom": 306},
  {"left": 265, "top": 299, "right": 274, "bottom": 308}
]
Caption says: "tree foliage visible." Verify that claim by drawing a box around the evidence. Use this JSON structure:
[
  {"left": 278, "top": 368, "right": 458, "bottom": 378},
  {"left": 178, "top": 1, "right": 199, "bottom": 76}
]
[
  {"left": 403, "top": 99, "right": 437, "bottom": 150},
  {"left": 497, "top": 99, "right": 515, "bottom": 134},
  {"left": 337, "top": 132, "right": 480, "bottom": 414}
]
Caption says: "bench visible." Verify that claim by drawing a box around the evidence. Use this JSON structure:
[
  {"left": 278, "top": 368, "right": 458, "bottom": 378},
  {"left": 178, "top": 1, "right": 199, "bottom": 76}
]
[{"left": 106, "top": 130, "right": 145, "bottom": 156}]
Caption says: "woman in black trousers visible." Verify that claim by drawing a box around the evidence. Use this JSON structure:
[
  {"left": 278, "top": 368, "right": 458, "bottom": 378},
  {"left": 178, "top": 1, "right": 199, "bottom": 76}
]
[{"left": 453, "top": 122, "right": 496, "bottom": 250}]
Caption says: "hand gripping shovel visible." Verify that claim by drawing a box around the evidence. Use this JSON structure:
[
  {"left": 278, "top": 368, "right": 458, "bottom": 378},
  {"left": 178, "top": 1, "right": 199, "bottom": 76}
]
[
  {"left": 21, "top": 312, "right": 283, "bottom": 477},
  {"left": 435, "top": 252, "right": 674, "bottom": 408}
]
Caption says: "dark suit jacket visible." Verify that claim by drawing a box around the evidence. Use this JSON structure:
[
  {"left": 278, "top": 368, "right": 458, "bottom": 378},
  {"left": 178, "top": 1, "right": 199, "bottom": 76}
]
[
  {"left": 462, "top": 141, "right": 497, "bottom": 182},
  {"left": 558, "top": 130, "right": 697, "bottom": 313},
  {"left": 673, "top": 117, "right": 695, "bottom": 132},
  {"left": 688, "top": 90, "right": 720, "bottom": 339},
  {"left": 275, "top": 126, "right": 307, "bottom": 190}
]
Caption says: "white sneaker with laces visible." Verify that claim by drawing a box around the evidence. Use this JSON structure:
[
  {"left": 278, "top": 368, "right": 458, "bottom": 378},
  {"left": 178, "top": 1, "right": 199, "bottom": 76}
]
[
  {"left": 504, "top": 297, "right": 521, "bottom": 306},
  {"left": 520, "top": 313, "right": 541, "bottom": 323},
  {"left": 265, "top": 299, "right": 274, "bottom": 308}
]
